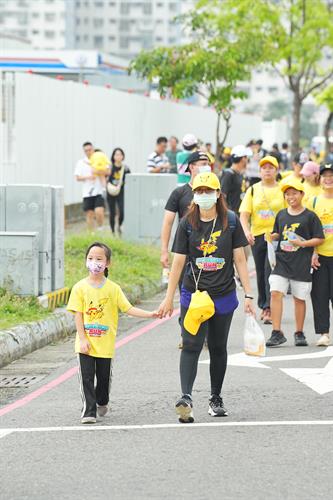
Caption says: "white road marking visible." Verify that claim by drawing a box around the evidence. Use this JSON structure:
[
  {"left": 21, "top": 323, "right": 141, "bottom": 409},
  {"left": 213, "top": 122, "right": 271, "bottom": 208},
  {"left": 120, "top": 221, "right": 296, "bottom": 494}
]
[
  {"left": 200, "top": 346, "right": 333, "bottom": 369},
  {"left": 281, "top": 357, "right": 333, "bottom": 395},
  {"left": 1, "top": 420, "right": 333, "bottom": 438},
  {"left": 0, "top": 429, "right": 13, "bottom": 439}
]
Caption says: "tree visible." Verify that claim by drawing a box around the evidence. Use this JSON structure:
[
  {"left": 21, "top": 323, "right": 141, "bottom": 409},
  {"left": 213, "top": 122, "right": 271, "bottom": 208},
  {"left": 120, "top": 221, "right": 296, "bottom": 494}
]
[
  {"left": 316, "top": 84, "right": 333, "bottom": 152},
  {"left": 252, "top": 0, "right": 333, "bottom": 155},
  {"left": 130, "top": 0, "right": 266, "bottom": 159}
]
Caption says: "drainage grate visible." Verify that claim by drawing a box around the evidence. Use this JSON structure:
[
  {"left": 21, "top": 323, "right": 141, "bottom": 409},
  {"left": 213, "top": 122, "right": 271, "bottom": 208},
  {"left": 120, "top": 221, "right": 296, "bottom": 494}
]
[{"left": 0, "top": 375, "right": 46, "bottom": 388}]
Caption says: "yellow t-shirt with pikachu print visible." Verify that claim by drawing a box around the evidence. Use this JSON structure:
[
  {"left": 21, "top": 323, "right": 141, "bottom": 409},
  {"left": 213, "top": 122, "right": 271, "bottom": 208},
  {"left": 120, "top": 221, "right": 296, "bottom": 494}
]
[
  {"left": 67, "top": 278, "right": 132, "bottom": 358},
  {"left": 239, "top": 182, "right": 285, "bottom": 236},
  {"left": 307, "top": 195, "right": 333, "bottom": 257}
]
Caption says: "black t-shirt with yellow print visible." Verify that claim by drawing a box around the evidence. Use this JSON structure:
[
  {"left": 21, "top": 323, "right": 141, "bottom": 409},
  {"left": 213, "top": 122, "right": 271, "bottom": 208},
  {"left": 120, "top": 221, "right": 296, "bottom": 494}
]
[
  {"left": 172, "top": 215, "right": 248, "bottom": 296},
  {"left": 272, "top": 208, "right": 324, "bottom": 282}
]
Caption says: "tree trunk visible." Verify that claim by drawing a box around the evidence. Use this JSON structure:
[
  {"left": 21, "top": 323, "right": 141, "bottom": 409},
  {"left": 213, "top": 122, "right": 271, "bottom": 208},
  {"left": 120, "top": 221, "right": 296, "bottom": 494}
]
[
  {"left": 291, "top": 90, "right": 302, "bottom": 157},
  {"left": 215, "top": 111, "right": 222, "bottom": 160},
  {"left": 324, "top": 111, "right": 333, "bottom": 155}
]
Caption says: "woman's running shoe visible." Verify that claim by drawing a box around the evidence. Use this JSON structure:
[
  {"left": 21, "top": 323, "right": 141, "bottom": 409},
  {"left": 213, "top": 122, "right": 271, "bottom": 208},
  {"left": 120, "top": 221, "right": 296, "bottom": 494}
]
[
  {"left": 175, "top": 395, "right": 194, "bottom": 423},
  {"left": 208, "top": 395, "right": 228, "bottom": 417}
]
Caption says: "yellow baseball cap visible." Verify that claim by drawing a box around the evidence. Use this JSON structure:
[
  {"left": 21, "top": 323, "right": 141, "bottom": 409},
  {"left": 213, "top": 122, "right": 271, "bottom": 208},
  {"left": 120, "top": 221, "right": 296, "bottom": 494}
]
[
  {"left": 259, "top": 155, "right": 279, "bottom": 169},
  {"left": 184, "top": 290, "right": 215, "bottom": 335},
  {"left": 192, "top": 172, "right": 220, "bottom": 191},
  {"left": 280, "top": 178, "right": 305, "bottom": 193}
]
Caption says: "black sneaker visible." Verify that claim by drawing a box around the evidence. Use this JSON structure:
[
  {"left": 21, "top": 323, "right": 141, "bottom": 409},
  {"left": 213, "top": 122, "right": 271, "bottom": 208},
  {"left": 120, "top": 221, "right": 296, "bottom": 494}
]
[
  {"left": 266, "top": 330, "right": 287, "bottom": 347},
  {"left": 294, "top": 331, "right": 308, "bottom": 347},
  {"left": 208, "top": 395, "right": 228, "bottom": 417},
  {"left": 175, "top": 395, "right": 194, "bottom": 423}
]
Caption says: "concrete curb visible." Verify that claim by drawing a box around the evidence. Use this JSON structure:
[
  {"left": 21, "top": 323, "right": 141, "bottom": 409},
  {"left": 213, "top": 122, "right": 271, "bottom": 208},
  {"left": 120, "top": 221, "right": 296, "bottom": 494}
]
[{"left": 0, "top": 279, "right": 165, "bottom": 369}]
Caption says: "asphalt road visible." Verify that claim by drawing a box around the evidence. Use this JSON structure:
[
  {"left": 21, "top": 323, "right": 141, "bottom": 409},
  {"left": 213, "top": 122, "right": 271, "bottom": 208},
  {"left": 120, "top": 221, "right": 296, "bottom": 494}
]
[{"left": 1, "top": 285, "right": 333, "bottom": 500}]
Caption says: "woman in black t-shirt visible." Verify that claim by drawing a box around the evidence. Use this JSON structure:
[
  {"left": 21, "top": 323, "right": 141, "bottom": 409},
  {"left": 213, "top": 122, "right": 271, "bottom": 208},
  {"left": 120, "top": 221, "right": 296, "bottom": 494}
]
[
  {"left": 107, "top": 148, "right": 131, "bottom": 236},
  {"left": 158, "top": 172, "right": 255, "bottom": 423}
]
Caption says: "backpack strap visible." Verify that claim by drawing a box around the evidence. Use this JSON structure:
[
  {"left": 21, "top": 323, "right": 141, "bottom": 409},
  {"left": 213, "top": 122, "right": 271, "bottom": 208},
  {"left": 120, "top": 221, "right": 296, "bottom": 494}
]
[
  {"left": 312, "top": 196, "right": 318, "bottom": 210},
  {"left": 227, "top": 210, "right": 237, "bottom": 233}
]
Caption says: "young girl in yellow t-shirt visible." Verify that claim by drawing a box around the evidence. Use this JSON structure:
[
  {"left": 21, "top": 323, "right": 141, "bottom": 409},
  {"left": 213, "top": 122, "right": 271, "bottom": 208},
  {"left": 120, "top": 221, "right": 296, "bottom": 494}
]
[{"left": 67, "top": 242, "right": 159, "bottom": 424}]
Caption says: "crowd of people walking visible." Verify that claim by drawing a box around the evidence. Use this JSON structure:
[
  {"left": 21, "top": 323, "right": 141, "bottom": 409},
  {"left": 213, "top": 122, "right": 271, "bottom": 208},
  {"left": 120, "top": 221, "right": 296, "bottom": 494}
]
[{"left": 71, "top": 132, "right": 333, "bottom": 424}]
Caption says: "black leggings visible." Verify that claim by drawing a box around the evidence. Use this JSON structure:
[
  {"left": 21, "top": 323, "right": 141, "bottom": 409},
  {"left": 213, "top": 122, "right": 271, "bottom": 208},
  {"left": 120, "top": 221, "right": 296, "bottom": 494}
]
[
  {"left": 311, "top": 255, "right": 333, "bottom": 334},
  {"left": 107, "top": 190, "right": 124, "bottom": 233},
  {"left": 180, "top": 305, "right": 233, "bottom": 397},
  {"left": 251, "top": 234, "right": 271, "bottom": 310}
]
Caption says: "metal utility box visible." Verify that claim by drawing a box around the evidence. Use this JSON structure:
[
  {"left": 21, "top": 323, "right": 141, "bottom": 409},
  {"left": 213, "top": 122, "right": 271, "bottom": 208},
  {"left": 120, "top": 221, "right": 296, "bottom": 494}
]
[
  {"left": 0, "top": 232, "right": 39, "bottom": 296},
  {"left": 5, "top": 185, "right": 52, "bottom": 294},
  {"left": 51, "top": 186, "right": 65, "bottom": 291},
  {"left": 123, "top": 174, "right": 178, "bottom": 243},
  {"left": 0, "top": 185, "right": 5, "bottom": 231}
]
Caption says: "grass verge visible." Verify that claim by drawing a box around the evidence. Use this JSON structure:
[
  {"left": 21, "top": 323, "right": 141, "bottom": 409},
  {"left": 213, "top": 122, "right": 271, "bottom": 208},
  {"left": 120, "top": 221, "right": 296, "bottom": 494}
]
[{"left": 0, "top": 232, "right": 161, "bottom": 330}]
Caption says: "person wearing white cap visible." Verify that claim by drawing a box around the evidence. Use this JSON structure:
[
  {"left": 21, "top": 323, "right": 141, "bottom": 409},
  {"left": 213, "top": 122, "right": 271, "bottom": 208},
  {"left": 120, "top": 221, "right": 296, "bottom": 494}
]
[
  {"left": 176, "top": 133, "right": 198, "bottom": 185},
  {"left": 221, "top": 145, "right": 252, "bottom": 213}
]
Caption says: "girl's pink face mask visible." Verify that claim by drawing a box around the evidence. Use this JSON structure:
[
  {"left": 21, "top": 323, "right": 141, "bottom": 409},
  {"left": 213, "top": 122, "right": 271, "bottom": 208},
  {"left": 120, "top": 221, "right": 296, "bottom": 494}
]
[{"left": 86, "top": 259, "right": 106, "bottom": 275}]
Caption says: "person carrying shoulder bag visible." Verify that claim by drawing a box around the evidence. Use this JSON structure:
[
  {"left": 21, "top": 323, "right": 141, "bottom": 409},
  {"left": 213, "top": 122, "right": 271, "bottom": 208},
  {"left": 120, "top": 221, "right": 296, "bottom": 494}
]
[
  {"left": 158, "top": 172, "right": 255, "bottom": 424},
  {"left": 106, "top": 148, "right": 131, "bottom": 236}
]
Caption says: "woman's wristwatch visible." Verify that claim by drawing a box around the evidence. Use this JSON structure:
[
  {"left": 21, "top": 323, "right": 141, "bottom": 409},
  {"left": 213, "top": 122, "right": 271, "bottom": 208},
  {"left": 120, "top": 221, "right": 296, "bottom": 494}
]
[{"left": 244, "top": 294, "right": 254, "bottom": 299}]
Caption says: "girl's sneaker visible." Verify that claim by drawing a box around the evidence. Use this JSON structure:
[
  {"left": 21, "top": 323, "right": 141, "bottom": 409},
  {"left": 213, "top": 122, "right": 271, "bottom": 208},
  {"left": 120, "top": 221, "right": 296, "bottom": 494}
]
[
  {"left": 175, "top": 395, "right": 194, "bottom": 423},
  {"left": 81, "top": 416, "right": 97, "bottom": 424},
  {"left": 208, "top": 395, "right": 228, "bottom": 417}
]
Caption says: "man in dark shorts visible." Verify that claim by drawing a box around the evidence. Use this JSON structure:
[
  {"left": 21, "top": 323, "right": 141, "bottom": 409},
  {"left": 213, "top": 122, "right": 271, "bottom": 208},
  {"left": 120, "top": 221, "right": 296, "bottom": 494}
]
[{"left": 75, "top": 141, "right": 110, "bottom": 230}]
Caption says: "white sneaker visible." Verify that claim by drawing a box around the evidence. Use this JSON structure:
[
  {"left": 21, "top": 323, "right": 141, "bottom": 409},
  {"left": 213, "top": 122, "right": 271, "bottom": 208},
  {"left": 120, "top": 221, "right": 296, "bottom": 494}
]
[
  {"left": 316, "top": 334, "right": 330, "bottom": 347},
  {"left": 97, "top": 404, "right": 109, "bottom": 417},
  {"left": 81, "top": 416, "right": 97, "bottom": 424}
]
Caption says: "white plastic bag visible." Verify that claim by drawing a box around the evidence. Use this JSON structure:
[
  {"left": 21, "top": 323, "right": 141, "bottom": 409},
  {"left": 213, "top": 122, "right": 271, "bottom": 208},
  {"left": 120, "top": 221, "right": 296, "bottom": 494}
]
[
  {"left": 267, "top": 240, "right": 276, "bottom": 270},
  {"left": 243, "top": 314, "right": 266, "bottom": 357}
]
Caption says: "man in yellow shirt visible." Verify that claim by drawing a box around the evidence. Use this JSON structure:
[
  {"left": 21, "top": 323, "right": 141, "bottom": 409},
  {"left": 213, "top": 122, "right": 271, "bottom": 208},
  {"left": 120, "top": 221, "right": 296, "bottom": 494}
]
[
  {"left": 310, "top": 163, "right": 333, "bottom": 347},
  {"left": 240, "top": 155, "right": 285, "bottom": 323}
]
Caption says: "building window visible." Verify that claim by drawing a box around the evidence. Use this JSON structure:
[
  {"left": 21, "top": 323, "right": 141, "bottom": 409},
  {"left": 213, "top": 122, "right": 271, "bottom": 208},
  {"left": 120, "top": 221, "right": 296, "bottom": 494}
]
[
  {"left": 156, "top": 36, "right": 163, "bottom": 42},
  {"left": 83, "top": 34, "right": 89, "bottom": 41},
  {"left": 109, "top": 1, "right": 116, "bottom": 5},
  {"left": 94, "top": 35, "right": 104, "bottom": 48},
  {"left": 120, "top": 2, "right": 130, "bottom": 14},
  {"left": 76, "top": 1, "right": 81, "bottom": 6},
  {"left": 84, "top": 17, "right": 89, "bottom": 24},
  {"left": 32, "top": 12, "right": 40, "bottom": 18},
  {"left": 168, "top": 37, "right": 176, "bottom": 44},
  {"left": 109, "top": 35, "right": 115, "bottom": 40},
  {"left": 255, "top": 87, "right": 263, "bottom": 92},
  {"left": 157, "top": 2, "right": 163, "bottom": 6},
  {"left": 95, "top": 1, "right": 104, "bottom": 6},
  {"left": 94, "top": 18, "right": 104, "bottom": 28},
  {"left": 76, "top": 35, "right": 80, "bottom": 42},
  {"left": 268, "top": 87, "right": 278, "bottom": 93},
  {"left": 169, "top": 2, "right": 178, "bottom": 11},
  {"left": 119, "top": 37, "right": 129, "bottom": 49},
  {"left": 156, "top": 19, "right": 163, "bottom": 24},
  {"left": 45, "top": 31, "right": 55, "bottom": 39},
  {"left": 119, "top": 20, "right": 130, "bottom": 31},
  {"left": 109, "top": 18, "right": 116, "bottom": 23},
  {"left": 76, "top": 18, "right": 81, "bottom": 25},
  {"left": 45, "top": 13, "right": 56, "bottom": 22},
  {"left": 32, "top": 30, "right": 39, "bottom": 35},
  {"left": 143, "top": 2, "right": 152, "bottom": 14}
]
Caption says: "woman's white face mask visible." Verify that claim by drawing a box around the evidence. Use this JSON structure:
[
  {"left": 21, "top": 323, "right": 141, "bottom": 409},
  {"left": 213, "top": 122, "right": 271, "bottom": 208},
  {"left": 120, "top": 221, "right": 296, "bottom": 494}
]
[{"left": 193, "top": 191, "right": 217, "bottom": 210}]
